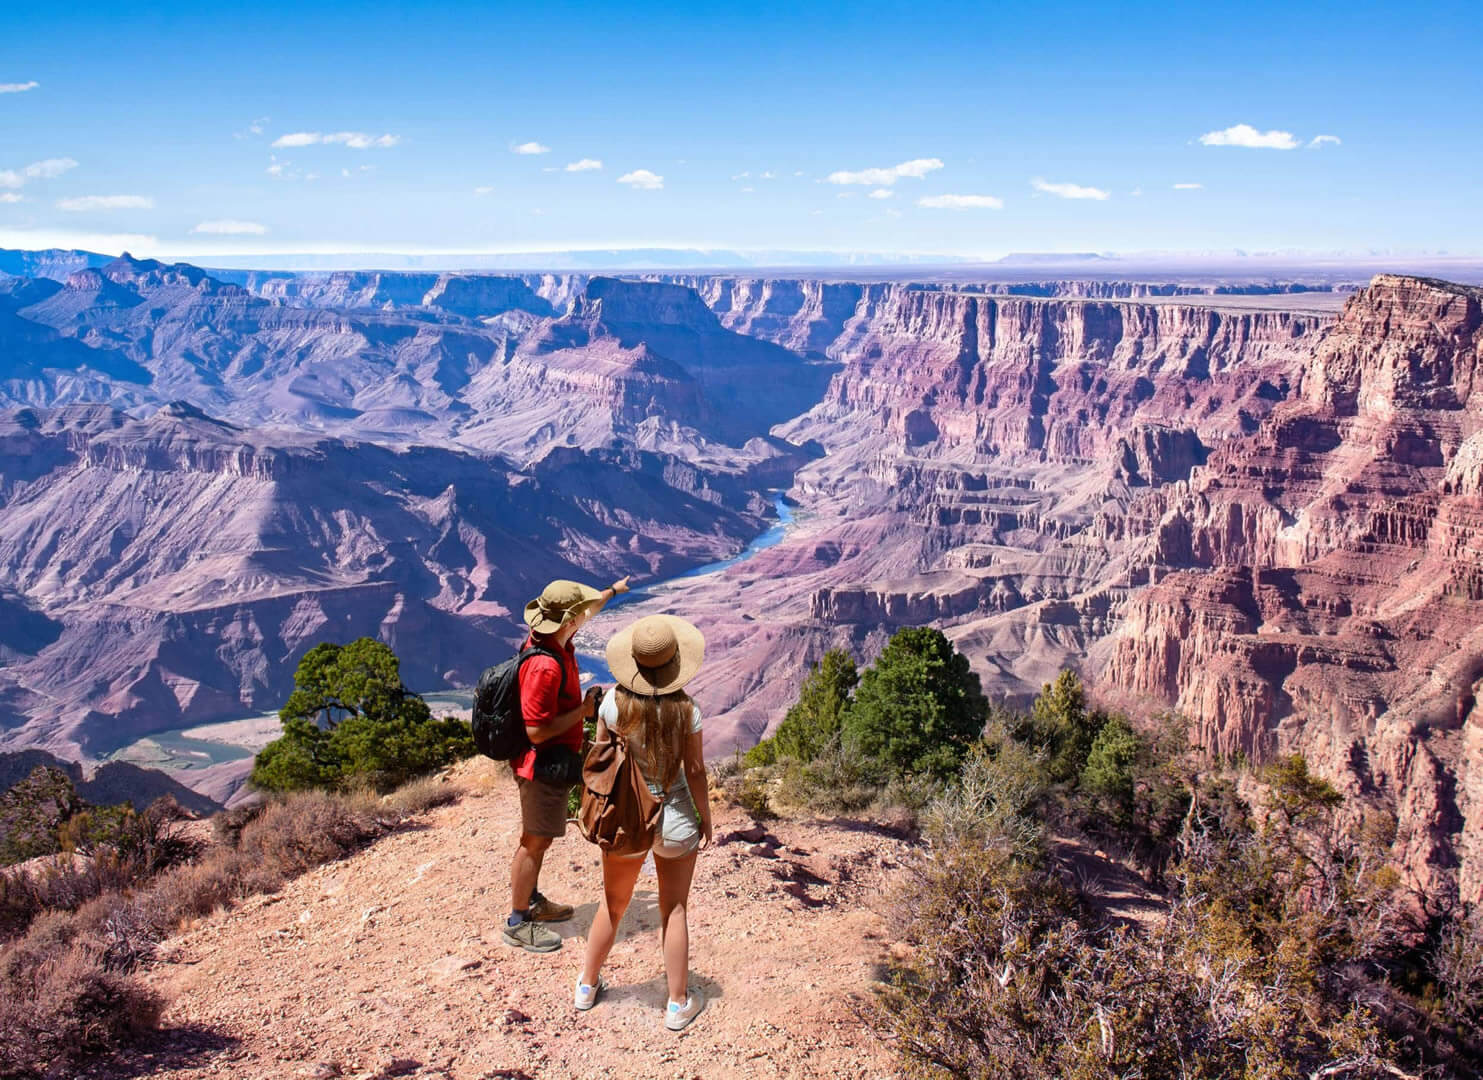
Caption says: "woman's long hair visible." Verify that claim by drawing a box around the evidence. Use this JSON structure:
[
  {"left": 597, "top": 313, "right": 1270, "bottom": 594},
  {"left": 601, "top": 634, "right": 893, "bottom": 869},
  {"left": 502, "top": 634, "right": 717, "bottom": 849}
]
[{"left": 613, "top": 685, "right": 691, "bottom": 785}]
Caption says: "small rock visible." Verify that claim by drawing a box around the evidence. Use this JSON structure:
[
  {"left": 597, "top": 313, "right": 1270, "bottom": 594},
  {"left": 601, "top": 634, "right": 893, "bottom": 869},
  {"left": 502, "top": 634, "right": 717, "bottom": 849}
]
[
  {"left": 502, "top": 1007, "right": 530, "bottom": 1025},
  {"left": 429, "top": 955, "right": 482, "bottom": 978},
  {"left": 746, "top": 843, "right": 779, "bottom": 859},
  {"left": 379, "top": 1058, "right": 421, "bottom": 1078},
  {"left": 297, "top": 1064, "right": 341, "bottom": 1079}
]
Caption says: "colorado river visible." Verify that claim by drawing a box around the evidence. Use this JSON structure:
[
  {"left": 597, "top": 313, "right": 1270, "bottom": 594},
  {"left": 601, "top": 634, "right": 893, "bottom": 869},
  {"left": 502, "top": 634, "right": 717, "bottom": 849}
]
[{"left": 111, "top": 494, "right": 795, "bottom": 772}]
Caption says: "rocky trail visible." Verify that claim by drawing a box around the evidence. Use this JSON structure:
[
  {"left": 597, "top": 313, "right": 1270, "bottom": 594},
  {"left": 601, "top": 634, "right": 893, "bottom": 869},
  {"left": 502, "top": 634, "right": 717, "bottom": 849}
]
[{"left": 95, "top": 760, "right": 909, "bottom": 1080}]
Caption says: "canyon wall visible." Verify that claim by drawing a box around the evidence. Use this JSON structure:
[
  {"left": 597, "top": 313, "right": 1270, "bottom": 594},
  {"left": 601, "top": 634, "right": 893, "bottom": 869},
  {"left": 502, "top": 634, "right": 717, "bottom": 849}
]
[
  {"left": 1100, "top": 275, "right": 1483, "bottom": 905},
  {"left": 0, "top": 402, "right": 775, "bottom": 761}
]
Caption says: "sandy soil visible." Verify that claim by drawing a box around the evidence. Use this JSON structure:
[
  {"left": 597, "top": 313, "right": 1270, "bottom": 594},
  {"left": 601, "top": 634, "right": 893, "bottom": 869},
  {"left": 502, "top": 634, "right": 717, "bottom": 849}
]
[{"left": 106, "top": 760, "right": 908, "bottom": 1080}]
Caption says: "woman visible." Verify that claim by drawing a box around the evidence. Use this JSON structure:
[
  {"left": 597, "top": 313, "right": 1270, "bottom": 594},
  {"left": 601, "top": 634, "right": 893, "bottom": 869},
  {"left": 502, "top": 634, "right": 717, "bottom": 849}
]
[{"left": 576, "top": 614, "right": 713, "bottom": 1031}]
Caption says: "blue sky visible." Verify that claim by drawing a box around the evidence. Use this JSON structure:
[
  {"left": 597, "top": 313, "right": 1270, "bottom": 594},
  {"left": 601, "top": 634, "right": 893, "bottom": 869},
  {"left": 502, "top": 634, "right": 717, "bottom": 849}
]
[{"left": 0, "top": 0, "right": 1479, "bottom": 260}]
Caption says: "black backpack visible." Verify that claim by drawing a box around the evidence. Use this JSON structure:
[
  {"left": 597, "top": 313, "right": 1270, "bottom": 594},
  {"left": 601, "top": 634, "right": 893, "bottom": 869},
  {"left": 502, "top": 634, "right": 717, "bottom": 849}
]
[{"left": 470, "top": 645, "right": 567, "bottom": 761}]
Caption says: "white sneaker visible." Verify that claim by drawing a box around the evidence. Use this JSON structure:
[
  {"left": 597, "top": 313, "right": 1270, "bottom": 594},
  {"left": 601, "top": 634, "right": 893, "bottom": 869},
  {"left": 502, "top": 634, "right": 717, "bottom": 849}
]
[
  {"left": 574, "top": 975, "right": 605, "bottom": 1011},
  {"left": 665, "top": 988, "right": 706, "bottom": 1031}
]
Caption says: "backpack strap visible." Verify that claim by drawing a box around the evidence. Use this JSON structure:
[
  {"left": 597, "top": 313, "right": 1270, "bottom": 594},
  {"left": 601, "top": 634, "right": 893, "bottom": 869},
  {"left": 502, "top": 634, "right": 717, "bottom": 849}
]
[{"left": 517, "top": 644, "right": 569, "bottom": 703}]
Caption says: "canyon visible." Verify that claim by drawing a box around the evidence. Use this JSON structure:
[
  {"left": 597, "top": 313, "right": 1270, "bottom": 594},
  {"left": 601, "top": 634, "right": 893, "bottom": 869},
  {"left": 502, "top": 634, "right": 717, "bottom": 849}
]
[{"left": 1, "top": 254, "right": 1480, "bottom": 903}]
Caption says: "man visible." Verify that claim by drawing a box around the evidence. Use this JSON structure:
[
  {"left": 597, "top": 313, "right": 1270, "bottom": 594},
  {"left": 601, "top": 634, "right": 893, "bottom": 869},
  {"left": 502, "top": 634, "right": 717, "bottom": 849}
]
[{"left": 504, "top": 575, "right": 629, "bottom": 953}]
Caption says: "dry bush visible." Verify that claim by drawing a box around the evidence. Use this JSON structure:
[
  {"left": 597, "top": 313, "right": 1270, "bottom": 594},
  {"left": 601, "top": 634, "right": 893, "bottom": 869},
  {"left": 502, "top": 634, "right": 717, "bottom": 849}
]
[
  {"left": 874, "top": 752, "right": 1414, "bottom": 1080},
  {"left": 381, "top": 774, "right": 462, "bottom": 817},
  {"left": 0, "top": 795, "right": 205, "bottom": 945},
  {"left": 774, "top": 745, "right": 881, "bottom": 813},
  {"left": 1, "top": 851, "right": 141, "bottom": 942},
  {"left": 0, "top": 928, "right": 162, "bottom": 1079},
  {"left": 211, "top": 800, "right": 266, "bottom": 846},
  {"left": 0, "top": 787, "right": 397, "bottom": 1078},
  {"left": 236, "top": 790, "right": 386, "bottom": 879}
]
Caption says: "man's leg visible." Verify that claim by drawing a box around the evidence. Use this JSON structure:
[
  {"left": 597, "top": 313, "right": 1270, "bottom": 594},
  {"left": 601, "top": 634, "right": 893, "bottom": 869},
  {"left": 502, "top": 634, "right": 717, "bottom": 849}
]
[
  {"left": 504, "top": 778, "right": 568, "bottom": 952},
  {"left": 510, "top": 832, "right": 551, "bottom": 915}
]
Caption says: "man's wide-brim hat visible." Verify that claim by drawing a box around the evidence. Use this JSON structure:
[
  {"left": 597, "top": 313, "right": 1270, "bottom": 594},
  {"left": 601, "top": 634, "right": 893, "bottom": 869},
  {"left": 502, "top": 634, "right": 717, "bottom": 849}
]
[
  {"left": 606, "top": 614, "right": 705, "bottom": 696},
  {"left": 524, "top": 579, "right": 604, "bottom": 635}
]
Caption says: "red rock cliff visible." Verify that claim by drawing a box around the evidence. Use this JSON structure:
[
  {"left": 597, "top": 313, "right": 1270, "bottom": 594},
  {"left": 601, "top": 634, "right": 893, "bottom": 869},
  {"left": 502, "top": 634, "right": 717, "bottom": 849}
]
[{"left": 1102, "top": 275, "right": 1483, "bottom": 905}]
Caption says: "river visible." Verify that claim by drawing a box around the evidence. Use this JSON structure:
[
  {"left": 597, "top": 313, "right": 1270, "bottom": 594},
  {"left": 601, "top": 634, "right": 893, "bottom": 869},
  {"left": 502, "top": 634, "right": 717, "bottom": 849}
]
[{"left": 109, "top": 494, "right": 795, "bottom": 772}]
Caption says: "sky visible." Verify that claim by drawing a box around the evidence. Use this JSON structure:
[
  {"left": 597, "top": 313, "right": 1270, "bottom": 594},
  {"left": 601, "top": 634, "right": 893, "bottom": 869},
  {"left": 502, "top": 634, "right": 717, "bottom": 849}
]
[{"left": 0, "top": 0, "right": 1480, "bottom": 262}]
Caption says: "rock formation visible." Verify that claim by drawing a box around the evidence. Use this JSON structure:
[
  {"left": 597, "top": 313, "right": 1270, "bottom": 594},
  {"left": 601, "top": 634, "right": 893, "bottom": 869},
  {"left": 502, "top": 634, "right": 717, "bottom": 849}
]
[{"left": 1101, "top": 275, "right": 1483, "bottom": 905}]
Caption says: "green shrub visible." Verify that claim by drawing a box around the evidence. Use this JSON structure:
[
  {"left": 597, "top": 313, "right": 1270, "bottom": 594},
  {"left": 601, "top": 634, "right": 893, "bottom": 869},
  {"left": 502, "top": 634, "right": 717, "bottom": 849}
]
[
  {"left": 746, "top": 649, "right": 858, "bottom": 768},
  {"left": 251, "top": 638, "right": 474, "bottom": 793},
  {"left": 1007, "top": 670, "right": 1107, "bottom": 784},
  {"left": 843, "top": 628, "right": 987, "bottom": 780},
  {"left": 1080, "top": 716, "right": 1140, "bottom": 808}
]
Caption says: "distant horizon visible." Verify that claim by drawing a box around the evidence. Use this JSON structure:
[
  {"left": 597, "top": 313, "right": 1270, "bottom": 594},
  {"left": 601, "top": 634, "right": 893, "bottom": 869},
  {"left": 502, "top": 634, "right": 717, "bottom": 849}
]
[{"left": 6, "top": 242, "right": 1483, "bottom": 285}]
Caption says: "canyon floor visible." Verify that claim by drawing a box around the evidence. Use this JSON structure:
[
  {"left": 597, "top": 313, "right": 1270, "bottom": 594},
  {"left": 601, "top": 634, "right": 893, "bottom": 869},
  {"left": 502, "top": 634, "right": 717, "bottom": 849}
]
[{"left": 100, "top": 759, "right": 909, "bottom": 1080}]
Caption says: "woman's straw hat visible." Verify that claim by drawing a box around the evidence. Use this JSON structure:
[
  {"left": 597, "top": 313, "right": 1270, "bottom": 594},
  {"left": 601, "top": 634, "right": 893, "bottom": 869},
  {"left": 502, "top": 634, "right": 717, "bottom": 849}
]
[
  {"left": 523, "top": 579, "right": 603, "bottom": 635},
  {"left": 605, "top": 614, "right": 705, "bottom": 696}
]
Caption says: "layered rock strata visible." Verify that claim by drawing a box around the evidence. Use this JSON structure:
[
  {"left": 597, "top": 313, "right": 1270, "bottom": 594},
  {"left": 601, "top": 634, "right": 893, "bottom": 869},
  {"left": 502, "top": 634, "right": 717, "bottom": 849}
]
[{"left": 1101, "top": 275, "right": 1483, "bottom": 904}]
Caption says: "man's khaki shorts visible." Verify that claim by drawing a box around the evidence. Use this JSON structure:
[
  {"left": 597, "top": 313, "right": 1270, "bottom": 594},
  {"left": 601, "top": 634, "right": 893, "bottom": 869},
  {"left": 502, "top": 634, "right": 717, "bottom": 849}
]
[{"left": 517, "top": 776, "right": 570, "bottom": 839}]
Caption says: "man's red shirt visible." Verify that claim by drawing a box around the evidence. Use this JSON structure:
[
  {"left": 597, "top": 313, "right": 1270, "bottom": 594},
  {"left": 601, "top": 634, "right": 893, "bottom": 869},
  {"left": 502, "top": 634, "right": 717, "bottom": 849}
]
[{"left": 513, "top": 633, "right": 584, "bottom": 781}]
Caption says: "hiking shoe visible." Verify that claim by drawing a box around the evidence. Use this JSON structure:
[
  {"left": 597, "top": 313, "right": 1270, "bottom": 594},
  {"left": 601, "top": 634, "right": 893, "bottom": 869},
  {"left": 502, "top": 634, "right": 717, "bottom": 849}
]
[
  {"left": 502, "top": 918, "right": 562, "bottom": 953},
  {"left": 665, "top": 988, "right": 706, "bottom": 1032},
  {"left": 574, "top": 975, "right": 606, "bottom": 1011},
  {"left": 528, "top": 891, "right": 574, "bottom": 923}
]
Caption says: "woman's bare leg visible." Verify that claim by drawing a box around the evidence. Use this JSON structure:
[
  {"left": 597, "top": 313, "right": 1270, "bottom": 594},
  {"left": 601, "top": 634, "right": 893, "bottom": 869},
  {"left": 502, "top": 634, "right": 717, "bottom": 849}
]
[
  {"left": 580, "top": 853, "right": 644, "bottom": 986},
  {"left": 655, "top": 849, "right": 698, "bottom": 1004}
]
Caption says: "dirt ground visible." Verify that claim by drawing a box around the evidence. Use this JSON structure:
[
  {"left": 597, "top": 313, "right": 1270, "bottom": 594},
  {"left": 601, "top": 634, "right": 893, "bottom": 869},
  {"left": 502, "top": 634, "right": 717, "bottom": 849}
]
[{"left": 103, "top": 760, "right": 909, "bottom": 1080}]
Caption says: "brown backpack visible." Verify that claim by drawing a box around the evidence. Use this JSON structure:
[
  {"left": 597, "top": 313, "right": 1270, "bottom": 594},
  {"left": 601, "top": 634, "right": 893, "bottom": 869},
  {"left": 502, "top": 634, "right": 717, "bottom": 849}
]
[{"left": 578, "top": 716, "right": 674, "bottom": 856}]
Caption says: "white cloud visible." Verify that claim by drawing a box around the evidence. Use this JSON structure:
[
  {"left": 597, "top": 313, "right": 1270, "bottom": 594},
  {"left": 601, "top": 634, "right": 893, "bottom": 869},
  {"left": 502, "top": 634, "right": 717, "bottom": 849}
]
[
  {"left": 191, "top": 219, "right": 267, "bottom": 235},
  {"left": 1, "top": 157, "right": 79, "bottom": 188},
  {"left": 272, "top": 131, "right": 399, "bottom": 149},
  {"left": 885, "top": 208, "right": 902, "bottom": 218},
  {"left": 513, "top": 141, "right": 550, "bottom": 155},
  {"left": 0, "top": 193, "right": 21, "bottom": 203},
  {"left": 56, "top": 194, "right": 154, "bottom": 211},
  {"left": 1308, "top": 134, "right": 1341, "bottom": 149},
  {"left": 235, "top": 116, "right": 270, "bottom": 139},
  {"left": 731, "top": 171, "right": 750, "bottom": 180},
  {"left": 1032, "top": 178, "right": 1110, "bottom": 201},
  {"left": 867, "top": 188, "right": 894, "bottom": 200},
  {"left": 266, "top": 162, "right": 286, "bottom": 177},
  {"left": 918, "top": 193, "right": 1004, "bottom": 210},
  {"left": 827, "top": 157, "right": 943, "bottom": 186},
  {"left": 1130, "top": 187, "right": 1144, "bottom": 197},
  {"left": 617, "top": 169, "right": 663, "bottom": 190},
  {"left": 0, "top": 81, "right": 39, "bottom": 94},
  {"left": 1198, "top": 124, "right": 1299, "bottom": 150},
  {"left": 564, "top": 158, "right": 602, "bottom": 172},
  {"left": 26, "top": 158, "right": 78, "bottom": 180},
  {"left": 474, "top": 185, "right": 494, "bottom": 195},
  {"left": 741, "top": 186, "right": 754, "bottom": 193},
  {"left": 0, "top": 227, "right": 159, "bottom": 255},
  {"left": 759, "top": 171, "right": 775, "bottom": 180},
  {"left": 1173, "top": 182, "right": 1203, "bottom": 190}
]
